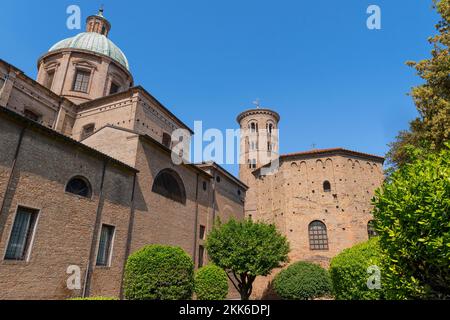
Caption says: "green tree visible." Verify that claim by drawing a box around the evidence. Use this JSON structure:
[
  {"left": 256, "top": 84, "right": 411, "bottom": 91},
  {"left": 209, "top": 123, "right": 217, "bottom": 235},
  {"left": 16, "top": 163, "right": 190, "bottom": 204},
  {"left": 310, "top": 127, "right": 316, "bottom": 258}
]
[
  {"left": 373, "top": 145, "right": 450, "bottom": 299},
  {"left": 206, "top": 218, "right": 290, "bottom": 300},
  {"left": 388, "top": 0, "right": 450, "bottom": 167}
]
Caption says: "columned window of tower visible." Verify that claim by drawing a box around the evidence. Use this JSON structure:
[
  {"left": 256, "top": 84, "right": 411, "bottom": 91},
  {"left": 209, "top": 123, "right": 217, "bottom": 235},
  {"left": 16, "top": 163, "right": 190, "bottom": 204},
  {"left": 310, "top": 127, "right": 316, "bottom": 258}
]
[
  {"left": 72, "top": 69, "right": 91, "bottom": 93},
  {"left": 309, "top": 221, "right": 329, "bottom": 251},
  {"left": 267, "top": 122, "right": 274, "bottom": 135}
]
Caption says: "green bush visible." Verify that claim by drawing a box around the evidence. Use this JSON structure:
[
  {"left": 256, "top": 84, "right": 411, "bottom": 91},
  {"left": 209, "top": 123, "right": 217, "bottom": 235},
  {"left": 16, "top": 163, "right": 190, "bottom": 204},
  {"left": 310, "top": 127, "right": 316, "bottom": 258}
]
[
  {"left": 329, "top": 238, "right": 384, "bottom": 300},
  {"left": 68, "top": 297, "right": 118, "bottom": 300},
  {"left": 194, "top": 264, "right": 229, "bottom": 300},
  {"left": 273, "top": 261, "right": 332, "bottom": 300},
  {"left": 373, "top": 146, "right": 450, "bottom": 299},
  {"left": 124, "top": 245, "right": 194, "bottom": 300}
]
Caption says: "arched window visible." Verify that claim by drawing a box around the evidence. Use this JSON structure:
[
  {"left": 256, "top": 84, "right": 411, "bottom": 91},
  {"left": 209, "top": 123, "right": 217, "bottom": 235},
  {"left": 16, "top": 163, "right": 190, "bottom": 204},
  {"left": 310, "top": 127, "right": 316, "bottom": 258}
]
[
  {"left": 367, "top": 220, "right": 377, "bottom": 239},
  {"left": 267, "top": 123, "right": 274, "bottom": 134},
  {"left": 66, "top": 176, "right": 92, "bottom": 198},
  {"left": 152, "top": 169, "right": 186, "bottom": 205},
  {"left": 309, "top": 221, "right": 329, "bottom": 251},
  {"left": 323, "top": 181, "right": 331, "bottom": 192},
  {"left": 250, "top": 122, "right": 257, "bottom": 133}
]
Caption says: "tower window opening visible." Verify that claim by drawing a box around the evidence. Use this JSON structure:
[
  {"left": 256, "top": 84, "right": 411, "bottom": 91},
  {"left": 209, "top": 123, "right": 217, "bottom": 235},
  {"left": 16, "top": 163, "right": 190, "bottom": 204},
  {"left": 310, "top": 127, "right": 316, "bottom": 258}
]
[{"left": 323, "top": 181, "right": 332, "bottom": 192}]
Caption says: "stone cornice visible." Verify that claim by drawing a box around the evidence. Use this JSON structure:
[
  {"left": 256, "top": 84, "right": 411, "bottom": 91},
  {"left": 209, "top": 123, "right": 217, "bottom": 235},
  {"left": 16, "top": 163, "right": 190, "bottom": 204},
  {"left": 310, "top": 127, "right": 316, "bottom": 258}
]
[{"left": 236, "top": 108, "right": 281, "bottom": 123}]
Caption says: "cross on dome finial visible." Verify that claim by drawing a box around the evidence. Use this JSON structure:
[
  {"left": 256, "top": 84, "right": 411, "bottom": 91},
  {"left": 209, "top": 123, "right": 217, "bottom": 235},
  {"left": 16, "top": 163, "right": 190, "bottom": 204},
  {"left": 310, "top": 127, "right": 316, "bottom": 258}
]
[
  {"left": 252, "top": 99, "right": 261, "bottom": 109},
  {"left": 98, "top": 5, "right": 105, "bottom": 17}
]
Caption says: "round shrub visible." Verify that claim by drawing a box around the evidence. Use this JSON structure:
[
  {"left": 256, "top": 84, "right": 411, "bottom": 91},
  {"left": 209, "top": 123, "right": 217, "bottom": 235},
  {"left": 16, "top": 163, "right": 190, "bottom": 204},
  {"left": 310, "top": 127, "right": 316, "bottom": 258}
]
[
  {"left": 273, "top": 261, "right": 332, "bottom": 300},
  {"left": 124, "top": 245, "right": 194, "bottom": 300},
  {"left": 329, "top": 238, "right": 384, "bottom": 300},
  {"left": 68, "top": 297, "right": 118, "bottom": 300},
  {"left": 194, "top": 264, "right": 229, "bottom": 300}
]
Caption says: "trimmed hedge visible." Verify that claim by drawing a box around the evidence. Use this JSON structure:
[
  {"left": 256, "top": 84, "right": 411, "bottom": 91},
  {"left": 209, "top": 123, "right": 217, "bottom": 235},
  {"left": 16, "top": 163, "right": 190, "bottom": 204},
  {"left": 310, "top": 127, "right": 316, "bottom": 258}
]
[
  {"left": 329, "top": 238, "right": 384, "bottom": 300},
  {"left": 194, "top": 264, "right": 229, "bottom": 300},
  {"left": 273, "top": 261, "right": 332, "bottom": 300},
  {"left": 124, "top": 245, "right": 194, "bottom": 300},
  {"left": 68, "top": 297, "right": 118, "bottom": 300}
]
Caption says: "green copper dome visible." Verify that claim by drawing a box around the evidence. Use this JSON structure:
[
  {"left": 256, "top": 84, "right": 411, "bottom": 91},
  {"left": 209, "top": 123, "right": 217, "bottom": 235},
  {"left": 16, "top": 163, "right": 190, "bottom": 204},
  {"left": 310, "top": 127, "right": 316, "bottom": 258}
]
[{"left": 49, "top": 32, "right": 130, "bottom": 70}]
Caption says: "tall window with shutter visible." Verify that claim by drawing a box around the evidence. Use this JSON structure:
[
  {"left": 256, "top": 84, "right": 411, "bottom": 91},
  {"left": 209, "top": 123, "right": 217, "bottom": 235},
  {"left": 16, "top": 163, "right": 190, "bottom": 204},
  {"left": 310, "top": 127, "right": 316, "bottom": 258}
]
[
  {"left": 5, "top": 207, "right": 39, "bottom": 261},
  {"left": 96, "top": 225, "right": 115, "bottom": 267}
]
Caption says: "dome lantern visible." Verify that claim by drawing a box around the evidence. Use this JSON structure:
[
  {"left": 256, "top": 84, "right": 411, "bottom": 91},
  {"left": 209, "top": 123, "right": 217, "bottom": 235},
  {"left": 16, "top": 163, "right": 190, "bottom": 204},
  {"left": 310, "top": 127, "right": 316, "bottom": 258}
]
[{"left": 86, "top": 6, "right": 111, "bottom": 37}]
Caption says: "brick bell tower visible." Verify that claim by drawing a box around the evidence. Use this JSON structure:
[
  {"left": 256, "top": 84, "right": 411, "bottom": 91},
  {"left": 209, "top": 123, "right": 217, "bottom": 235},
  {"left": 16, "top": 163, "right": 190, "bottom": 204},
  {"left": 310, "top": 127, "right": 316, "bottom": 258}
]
[{"left": 237, "top": 103, "right": 280, "bottom": 217}]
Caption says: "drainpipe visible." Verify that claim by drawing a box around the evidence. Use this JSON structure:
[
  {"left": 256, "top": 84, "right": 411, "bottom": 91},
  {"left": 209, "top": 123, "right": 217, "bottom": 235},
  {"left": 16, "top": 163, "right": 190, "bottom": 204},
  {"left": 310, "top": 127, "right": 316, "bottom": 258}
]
[
  {"left": 83, "top": 159, "right": 108, "bottom": 298},
  {"left": 0, "top": 126, "right": 26, "bottom": 242},
  {"left": 211, "top": 169, "right": 217, "bottom": 224}
]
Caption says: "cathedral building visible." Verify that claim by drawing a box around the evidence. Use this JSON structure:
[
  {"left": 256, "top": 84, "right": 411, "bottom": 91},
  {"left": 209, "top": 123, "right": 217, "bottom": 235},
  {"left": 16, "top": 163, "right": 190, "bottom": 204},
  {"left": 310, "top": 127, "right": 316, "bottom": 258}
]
[
  {"left": 0, "top": 9, "right": 384, "bottom": 300},
  {"left": 0, "top": 10, "right": 246, "bottom": 300}
]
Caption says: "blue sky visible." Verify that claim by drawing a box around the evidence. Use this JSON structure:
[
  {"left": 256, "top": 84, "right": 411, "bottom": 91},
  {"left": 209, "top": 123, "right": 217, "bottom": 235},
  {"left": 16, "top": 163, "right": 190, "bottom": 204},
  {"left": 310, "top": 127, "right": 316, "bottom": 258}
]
[{"left": 0, "top": 1, "right": 439, "bottom": 175}]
